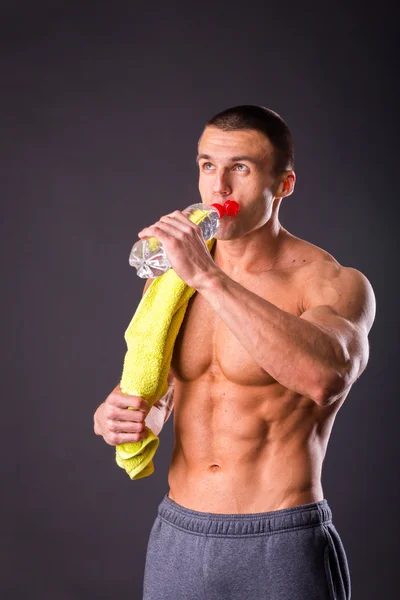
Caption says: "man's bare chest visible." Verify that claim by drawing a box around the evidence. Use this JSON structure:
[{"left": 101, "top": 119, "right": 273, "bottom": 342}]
[{"left": 171, "top": 269, "right": 304, "bottom": 386}]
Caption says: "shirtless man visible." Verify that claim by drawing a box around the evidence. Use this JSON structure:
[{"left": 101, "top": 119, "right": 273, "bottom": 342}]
[{"left": 94, "top": 105, "right": 375, "bottom": 600}]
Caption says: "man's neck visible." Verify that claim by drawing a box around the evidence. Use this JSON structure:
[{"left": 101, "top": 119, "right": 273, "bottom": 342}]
[{"left": 212, "top": 219, "right": 289, "bottom": 276}]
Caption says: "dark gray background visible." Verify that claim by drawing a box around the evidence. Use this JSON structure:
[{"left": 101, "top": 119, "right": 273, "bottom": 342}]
[{"left": 1, "top": 2, "right": 398, "bottom": 599}]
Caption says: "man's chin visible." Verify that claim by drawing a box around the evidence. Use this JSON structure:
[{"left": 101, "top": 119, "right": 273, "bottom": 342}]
[{"left": 213, "top": 219, "right": 243, "bottom": 241}]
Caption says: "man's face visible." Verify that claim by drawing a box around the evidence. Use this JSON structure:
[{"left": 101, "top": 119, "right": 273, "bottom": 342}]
[{"left": 197, "top": 126, "right": 279, "bottom": 240}]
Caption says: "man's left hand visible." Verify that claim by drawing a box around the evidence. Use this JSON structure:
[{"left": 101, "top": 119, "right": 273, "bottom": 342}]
[{"left": 138, "top": 210, "right": 218, "bottom": 289}]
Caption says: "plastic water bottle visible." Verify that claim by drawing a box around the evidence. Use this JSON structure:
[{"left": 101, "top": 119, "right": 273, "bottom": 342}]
[{"left": 129, "top": 200, "right": 239, "bottom": 279}]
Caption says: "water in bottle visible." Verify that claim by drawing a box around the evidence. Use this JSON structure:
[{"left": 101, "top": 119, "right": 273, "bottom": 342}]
[{"left": 129, "top": 200, "right": 239, "bottom": 279}]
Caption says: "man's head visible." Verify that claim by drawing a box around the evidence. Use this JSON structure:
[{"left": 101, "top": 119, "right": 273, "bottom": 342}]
[{"left": 197, "top": 105, "right": 296, "bottom": 239}]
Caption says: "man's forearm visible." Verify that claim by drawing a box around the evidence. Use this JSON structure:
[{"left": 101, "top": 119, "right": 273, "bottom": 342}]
[{"left": 196, "top": 269, "right": 345, "bottom": 404}]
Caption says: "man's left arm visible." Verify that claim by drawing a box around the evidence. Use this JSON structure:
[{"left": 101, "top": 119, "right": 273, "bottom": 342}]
[{"left": 196, "top": 262, "right": 376, "bottom": 406}]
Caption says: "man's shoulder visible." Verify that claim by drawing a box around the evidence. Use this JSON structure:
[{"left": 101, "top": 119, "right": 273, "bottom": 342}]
[
  {"left": 290, "top": 235, "right": 374, "bottom": 299},
  {"left": 297, "top": 247, "right": 369, "bottom": 288},
  {"left": 293, "top": 242, "right": 376, "bottom": 332},
  {"left": 297, "top": 251, "right": 372, "bottom": 294},
  {"left": 288, "top": 233, "right": 361, "bottom": 277},
  {"left": 286, "top": 233, "right": 341, "bottom": 275}
]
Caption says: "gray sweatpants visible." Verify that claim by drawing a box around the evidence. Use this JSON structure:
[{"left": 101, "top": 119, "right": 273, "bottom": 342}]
[{"left": 142, "top": 493, "right": 351, "bottom": 600}]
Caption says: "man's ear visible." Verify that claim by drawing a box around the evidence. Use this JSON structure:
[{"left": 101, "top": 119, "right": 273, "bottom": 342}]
[{"left": 277, "top": 171, "right": 296, "bottom": 198}]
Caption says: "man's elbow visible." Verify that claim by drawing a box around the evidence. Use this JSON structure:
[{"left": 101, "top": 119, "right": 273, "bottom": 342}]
[{"left": 313, "top": 366, "right": 351, "bottom": 407}]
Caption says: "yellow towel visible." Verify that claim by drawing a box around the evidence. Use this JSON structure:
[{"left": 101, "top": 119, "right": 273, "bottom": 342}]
[{"left": 115, "top": 209, "right": 216, "bottom": 480}]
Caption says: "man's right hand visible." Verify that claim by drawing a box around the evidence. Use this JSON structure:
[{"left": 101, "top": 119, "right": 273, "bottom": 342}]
[{"left": 94, "top": 384, "right": 150, "bottom": 446}]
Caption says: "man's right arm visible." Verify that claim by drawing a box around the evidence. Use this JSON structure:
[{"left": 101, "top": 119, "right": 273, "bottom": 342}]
[{"left": 93, "top": 277, "right": 175, "bottom": 444}]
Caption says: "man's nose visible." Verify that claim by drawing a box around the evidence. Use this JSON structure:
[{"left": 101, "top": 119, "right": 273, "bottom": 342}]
[{"left": 213, "top": 170, "right": 232, "bottom": 196}]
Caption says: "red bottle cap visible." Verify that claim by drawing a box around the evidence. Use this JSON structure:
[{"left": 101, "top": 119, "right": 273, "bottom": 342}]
[
  {"left": 223, "top": 200, "right": 240, "bottom": 216},
  {"left": 211, "top": 200, "right": 240, "bottom": 217}
]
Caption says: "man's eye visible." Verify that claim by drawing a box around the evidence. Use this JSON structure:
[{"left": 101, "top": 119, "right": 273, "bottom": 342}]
[
  {"left": 203, "top": 162, "right": 215, "bottom": 170},
  {"left": 234, "top": 164, "right": 248, "bottom": 171}
]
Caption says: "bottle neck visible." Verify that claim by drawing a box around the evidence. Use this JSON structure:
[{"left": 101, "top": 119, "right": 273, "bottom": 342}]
[{"left": 210, "top": 203, "right": 225, "bottom": 218}]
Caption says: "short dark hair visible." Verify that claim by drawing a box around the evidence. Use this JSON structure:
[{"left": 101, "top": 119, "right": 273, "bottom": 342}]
[{"left": 205, "top": 105, "right": 294, "bottom": 176}]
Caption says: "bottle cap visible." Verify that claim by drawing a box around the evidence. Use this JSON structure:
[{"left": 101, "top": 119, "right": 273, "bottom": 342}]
[
  {"left": 211, "top": 200, "right": 240, "bottom": 217},
  {"left": 223, "top": 200, "right": 240, "bottom": 216}
]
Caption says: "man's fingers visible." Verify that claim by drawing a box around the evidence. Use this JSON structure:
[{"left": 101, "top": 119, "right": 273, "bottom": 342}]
[
  {"left": 106, "top": 418, "right": 146, "bottom": 434},
  {"left": 139, "top": 221, "right": 186, "bottom": 240},
  {"left": 104, "top": 430, "right": 149, "bottom": 446},
  {"left": 139, "top": 211, "right": 200, "bottom": 240},
  {"left": 106, "top": 391, "right": 149, "bottom": 412},
  {"left": 161, "top": 212, "right": 198, "bottom": 230},
  {"left": 104, "top": 405, "right": 146, "bottom": 423}
]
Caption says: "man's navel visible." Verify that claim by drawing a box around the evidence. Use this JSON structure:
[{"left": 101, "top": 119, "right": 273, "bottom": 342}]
[{"left": 209, "top": 463, "right": 221, "bottom": 472}]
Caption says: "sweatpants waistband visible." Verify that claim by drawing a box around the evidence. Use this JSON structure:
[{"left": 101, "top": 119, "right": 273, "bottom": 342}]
[{"left": 158, "top": 494, "right": 332, "bottom": 537}]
